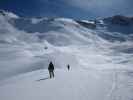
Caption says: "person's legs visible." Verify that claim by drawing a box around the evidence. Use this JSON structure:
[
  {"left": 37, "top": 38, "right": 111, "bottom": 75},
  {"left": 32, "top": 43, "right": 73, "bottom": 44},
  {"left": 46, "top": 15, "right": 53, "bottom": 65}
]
[
  {"left": 49, "top": 71, "right": 52, "bottom": 78},
  {"left": 52, "top": 71, "right": 54, "bottom": 77}
]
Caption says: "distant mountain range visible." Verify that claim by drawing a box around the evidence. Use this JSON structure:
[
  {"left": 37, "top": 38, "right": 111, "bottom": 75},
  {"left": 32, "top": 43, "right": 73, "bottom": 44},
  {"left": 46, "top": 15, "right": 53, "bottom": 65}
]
[{"left": 0, "top": 10, "right": 133, "bottom": 80}]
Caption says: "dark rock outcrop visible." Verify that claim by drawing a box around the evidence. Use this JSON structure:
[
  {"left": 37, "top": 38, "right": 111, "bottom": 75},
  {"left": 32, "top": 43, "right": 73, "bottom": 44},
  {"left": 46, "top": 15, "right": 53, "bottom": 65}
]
[{"left": 76, "top": 20, "right": 96, "bottom": 29}]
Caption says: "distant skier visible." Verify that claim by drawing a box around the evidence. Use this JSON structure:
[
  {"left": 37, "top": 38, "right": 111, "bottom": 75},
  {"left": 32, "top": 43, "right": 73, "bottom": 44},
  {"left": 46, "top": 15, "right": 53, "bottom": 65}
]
[
  {"left": 44, "top": 46, "right": 48, "bottom": 50},
  {"left": 48, "top": 61, "right": 55, "bottom": 78},
  {"left": 67, "top": 64, "right": 70, "bottom": 71}
]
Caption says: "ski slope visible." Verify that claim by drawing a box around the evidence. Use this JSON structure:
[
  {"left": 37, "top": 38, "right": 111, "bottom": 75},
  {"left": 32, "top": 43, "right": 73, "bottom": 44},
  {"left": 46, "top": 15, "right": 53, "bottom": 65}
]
[
  {"left": 0, "top": 11, "right": 133, "bottom": 100},
  {"left": 0, "top": 69, "right": 133, "bottom": 100}
]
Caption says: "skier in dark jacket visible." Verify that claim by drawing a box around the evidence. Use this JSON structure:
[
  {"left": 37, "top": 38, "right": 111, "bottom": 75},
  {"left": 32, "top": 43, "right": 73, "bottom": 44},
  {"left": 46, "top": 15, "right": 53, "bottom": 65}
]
[
  {"left": 48, "top": 61, "right": 55, "bottom": 78},
  {"left": 67, "top": 64, "right": 70, "bottom": 71}
]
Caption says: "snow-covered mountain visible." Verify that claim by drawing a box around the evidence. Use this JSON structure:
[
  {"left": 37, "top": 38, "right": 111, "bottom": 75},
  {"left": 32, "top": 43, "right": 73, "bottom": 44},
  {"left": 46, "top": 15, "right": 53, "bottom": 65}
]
[
  {"left": 0, "top": 10, "right": 133, "bottom": 100},
  {"left": 0, "top": 10, "right": 133, "bottom": 80},
  {"left": 103, "top": 15, "right": 133, "bottom": 34}
]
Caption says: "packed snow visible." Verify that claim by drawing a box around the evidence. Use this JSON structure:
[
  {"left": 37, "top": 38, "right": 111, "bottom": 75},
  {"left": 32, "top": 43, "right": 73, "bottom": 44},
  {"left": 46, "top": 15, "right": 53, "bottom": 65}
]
[{"left": 0, "top": 11, "right": 133, "bottom": 100}]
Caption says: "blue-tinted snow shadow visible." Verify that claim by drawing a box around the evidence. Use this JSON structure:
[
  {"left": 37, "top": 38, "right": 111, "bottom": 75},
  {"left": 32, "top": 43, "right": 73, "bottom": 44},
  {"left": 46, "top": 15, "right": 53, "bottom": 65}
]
[{"left": 36, "top": 77, "right": 50, "bottom": 81}]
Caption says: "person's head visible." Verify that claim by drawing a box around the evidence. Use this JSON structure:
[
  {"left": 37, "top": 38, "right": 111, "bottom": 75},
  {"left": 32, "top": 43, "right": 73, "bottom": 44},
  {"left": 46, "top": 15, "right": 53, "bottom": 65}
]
[{"left": 50, "top": 61, "right": 53, "bottom": 64}]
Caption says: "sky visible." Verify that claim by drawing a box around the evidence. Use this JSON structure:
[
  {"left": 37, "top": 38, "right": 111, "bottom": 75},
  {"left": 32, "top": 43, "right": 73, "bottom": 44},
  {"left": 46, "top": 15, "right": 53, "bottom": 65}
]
[{"left": 0, "top": 0, "right": 133, "bottom": 19}]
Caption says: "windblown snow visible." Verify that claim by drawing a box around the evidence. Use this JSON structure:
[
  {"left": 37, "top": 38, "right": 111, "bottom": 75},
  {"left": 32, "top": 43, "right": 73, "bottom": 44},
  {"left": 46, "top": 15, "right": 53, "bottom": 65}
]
[{"left": 0, "top": 11, "right": 133, "bottom": 100}]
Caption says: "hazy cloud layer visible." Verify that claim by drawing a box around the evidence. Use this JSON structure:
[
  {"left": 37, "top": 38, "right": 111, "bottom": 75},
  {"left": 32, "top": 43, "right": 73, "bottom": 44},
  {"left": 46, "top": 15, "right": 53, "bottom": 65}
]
[
  {"left": 63, "top": 0, "right": 133, "bottom": 16},
  {"left": 0, "top": 0, "right": 132, "bottom": 19},
  {"left": 38, "top": 0, "right": 133, "bottom": 18}
]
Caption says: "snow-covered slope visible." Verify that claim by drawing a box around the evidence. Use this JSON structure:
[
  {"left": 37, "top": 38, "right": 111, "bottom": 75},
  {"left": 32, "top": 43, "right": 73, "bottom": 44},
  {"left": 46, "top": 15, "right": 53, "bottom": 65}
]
[
  {"left": 1, "top": 69, "right": 133, "bottom": 100},
  {"left": 0, "top": 10, "right": 133, "bottom": 80},
  {"left": 0, "top": 10, "right": 133, "bottom": 100},
  {"left": 0, "top": 69, "right": 116, "bottom": 100}
]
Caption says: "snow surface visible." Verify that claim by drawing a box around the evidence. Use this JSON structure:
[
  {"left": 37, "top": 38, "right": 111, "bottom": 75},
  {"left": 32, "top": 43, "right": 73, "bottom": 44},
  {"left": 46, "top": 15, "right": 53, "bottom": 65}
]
[
  {"left": 0, "top": 69, "right": 133, "bottom": 100},
  {"left": 0, "top": 11, "right": 133, "bottom": 100}
]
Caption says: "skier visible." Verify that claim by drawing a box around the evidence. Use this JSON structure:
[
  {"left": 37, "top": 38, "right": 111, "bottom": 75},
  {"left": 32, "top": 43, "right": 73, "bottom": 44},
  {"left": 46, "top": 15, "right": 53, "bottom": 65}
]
[
  {"left": 48, "top": 61, "right": 55, "bottom": 78},
  {"left": 67, "top": 64, "right": 70, "bottom": 71},
  {"left": 44, "top": 46, "right": 48, "bottom": 50}
]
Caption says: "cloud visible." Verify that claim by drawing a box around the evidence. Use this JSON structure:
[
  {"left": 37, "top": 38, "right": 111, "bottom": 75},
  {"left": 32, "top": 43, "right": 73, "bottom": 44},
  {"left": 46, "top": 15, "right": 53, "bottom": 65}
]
[
  {"left": 62, "top": 0, "right": 133, "bottom": 17},
  {"left": 64, "top": 0, "right": 127, "bottom": 9},
  {"left": 0, "top": 0, "right": 132, "bottom": 19}
]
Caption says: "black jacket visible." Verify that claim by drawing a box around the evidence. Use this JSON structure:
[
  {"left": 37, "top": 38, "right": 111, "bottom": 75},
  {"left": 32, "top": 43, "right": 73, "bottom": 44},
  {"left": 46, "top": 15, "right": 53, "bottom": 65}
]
[{"left": 48, "top": 62, "right": 54, "bottom": 71}]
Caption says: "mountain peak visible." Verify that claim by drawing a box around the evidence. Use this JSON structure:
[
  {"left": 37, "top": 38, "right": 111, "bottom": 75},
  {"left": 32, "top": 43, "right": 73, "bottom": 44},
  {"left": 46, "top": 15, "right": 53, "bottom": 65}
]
[
  {"left": 104, "top": 15, "right": 133, "bottom": 25},
  {"left": 0, "top": 10, "right": 19, "bottom": 19}
]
